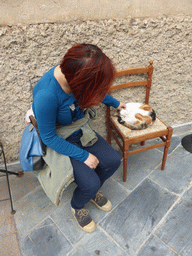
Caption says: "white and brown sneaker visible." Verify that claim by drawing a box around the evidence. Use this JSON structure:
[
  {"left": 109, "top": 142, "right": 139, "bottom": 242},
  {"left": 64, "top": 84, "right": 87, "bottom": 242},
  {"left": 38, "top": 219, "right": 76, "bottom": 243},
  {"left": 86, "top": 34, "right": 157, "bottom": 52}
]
[
  {"left": 71, "top": 207, "right": 96, "bottom": 233},
  {"left": 91, "top": 191, "right": 112, "bottom": 211}
]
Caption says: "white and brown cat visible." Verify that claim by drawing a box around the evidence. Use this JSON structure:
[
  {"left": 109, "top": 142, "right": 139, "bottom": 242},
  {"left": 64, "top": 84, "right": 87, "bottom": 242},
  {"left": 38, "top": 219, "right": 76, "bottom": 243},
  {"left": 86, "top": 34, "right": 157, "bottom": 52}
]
[{"left": 118, "top": 102, "right": 156, "bottom": 130}]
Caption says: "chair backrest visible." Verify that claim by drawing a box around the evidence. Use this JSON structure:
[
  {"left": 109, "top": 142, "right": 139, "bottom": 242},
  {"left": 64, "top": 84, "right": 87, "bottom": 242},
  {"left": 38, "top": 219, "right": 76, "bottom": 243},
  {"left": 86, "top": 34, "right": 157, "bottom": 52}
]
[{"left": 109, "top": 61, "right": 153, "bottom": 105}]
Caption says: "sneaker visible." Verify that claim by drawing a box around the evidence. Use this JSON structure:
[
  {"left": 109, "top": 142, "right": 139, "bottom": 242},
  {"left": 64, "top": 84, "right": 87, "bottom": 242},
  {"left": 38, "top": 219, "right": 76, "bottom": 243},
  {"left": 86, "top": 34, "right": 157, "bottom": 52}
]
[
  {"left": 91, "top": 191, "right": 112, "bottom": 211},
  {"left": 71, "top": 207, "right": 96, "bottom": 233}
]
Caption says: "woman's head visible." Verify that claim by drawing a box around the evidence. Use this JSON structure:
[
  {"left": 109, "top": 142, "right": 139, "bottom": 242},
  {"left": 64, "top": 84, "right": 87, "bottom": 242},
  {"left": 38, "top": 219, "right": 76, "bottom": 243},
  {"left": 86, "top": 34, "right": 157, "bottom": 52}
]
[{"left": 60, "top": 43, "right": 115, "bottom": 108}]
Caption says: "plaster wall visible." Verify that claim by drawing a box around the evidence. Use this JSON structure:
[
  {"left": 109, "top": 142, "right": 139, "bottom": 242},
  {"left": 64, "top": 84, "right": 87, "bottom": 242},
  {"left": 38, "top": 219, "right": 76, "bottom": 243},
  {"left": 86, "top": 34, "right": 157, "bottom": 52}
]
[
  {"left": 0, "top": 2, "right": 192, "bottom": 163},
  {"left": 0, "top": 0, "right": 192, "bottom": 25}
]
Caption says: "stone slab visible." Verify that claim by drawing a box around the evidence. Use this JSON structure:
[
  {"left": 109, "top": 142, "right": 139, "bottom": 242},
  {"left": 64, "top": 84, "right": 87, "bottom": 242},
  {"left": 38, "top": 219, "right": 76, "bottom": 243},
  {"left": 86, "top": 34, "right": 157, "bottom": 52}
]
[
  {"left": 100, "top": 178, "right": 177, "bottom": 256},
  {"left": 128, "top": 136, "right": 181, "bottom": 155},
  {"left": 50, "top": 201, "right": 86, "bottom": 246},
  {"left": 155, "top": 187, "right": 192, "bottom": 256},
  {"left": 149, "top": 146, "right": 192, "bottom": 194},
  {"left": 0, "top": 176, "right": 9, "bottom": 201},
  {"left": 1, "top": 161, "right": 22, "bottom": 172},
  {"left": 155, "top": 136, "right": 181, "bottom": 154},
  {"left": 9, "top": 171, "right": 40, "bottom": 203},
  {"left": 50, "top": 178, "right": 129, "bottom": 245},
  {"left": 14, "top": 187, "right": 58, "bottom": 240},
  {"left": 14, "top": 181, "right": 76, "bottom": 240},
  {"left": 21, "top": 218, "right": 72, "bottom": 256},
  {"left": 87, "top": 178, "right": 129, "bottom": 224},
  {"left": 112, "top": 149, "right": 162, "bottom": 190},
  {"left": 173, "top": 123, "right": 192, "bottom": 137},
  {"left": 68, "top": 229, "right": 127, "bottom": 256},
  {"left": 137, "top": 235, "right": 178, "bottom": 256}
]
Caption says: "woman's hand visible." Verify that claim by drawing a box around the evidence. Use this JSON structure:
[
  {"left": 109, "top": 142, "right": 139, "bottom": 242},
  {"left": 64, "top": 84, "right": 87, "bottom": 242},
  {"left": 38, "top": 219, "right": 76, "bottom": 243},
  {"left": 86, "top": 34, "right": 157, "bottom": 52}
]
[
  {"left": 84, "top": 153, "right": 99, "bottom": 169},
  {"left": 117, "top": 102, "right": 126, "bottom": 111}
]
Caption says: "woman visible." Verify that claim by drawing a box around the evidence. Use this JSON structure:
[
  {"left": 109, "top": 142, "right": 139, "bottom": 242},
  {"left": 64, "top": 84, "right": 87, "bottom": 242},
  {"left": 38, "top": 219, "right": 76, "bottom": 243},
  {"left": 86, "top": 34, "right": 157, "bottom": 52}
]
[{"left": 32, "top": 43, "right": 126, "bottom": 233}]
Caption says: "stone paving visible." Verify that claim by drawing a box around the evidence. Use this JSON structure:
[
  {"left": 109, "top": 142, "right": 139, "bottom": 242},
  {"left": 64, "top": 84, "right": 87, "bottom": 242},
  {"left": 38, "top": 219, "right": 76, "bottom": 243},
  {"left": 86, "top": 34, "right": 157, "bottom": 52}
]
[{"left": 1, "top": 124, "right": 192, "bottom": 256}]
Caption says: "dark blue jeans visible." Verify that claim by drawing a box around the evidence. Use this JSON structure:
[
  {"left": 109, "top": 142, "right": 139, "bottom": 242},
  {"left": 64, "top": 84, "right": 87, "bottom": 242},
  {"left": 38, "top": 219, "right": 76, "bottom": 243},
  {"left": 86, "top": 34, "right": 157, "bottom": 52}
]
[{"left": 67, "top": 132, "right": 121, "bottom": 209}]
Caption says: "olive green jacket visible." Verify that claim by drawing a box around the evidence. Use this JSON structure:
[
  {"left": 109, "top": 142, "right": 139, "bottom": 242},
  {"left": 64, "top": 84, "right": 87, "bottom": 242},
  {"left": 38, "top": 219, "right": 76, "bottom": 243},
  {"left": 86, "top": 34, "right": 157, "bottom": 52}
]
[{"left": 34, "top": 109, "right": 97, "bottom": 206}]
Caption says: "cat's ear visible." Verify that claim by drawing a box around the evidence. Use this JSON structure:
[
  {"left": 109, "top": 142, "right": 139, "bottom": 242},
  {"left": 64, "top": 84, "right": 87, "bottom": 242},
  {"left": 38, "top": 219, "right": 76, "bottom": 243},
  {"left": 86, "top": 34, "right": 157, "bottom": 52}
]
[
  {"left": 139, "top": 104, "right": 152, "bottom": 111},
  {"left": 135, "top": 113, "right": 152, "bottom": 126}
]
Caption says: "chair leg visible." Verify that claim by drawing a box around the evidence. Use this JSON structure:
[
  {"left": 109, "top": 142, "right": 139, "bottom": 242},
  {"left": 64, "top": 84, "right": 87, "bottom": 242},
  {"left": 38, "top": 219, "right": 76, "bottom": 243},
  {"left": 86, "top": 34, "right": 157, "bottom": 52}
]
[
  {"left": 123, "top": 157, "right": 127, "bottom": 182},
  {"left": 5, "top": 170, "right": 16, "bottom": 214},
  {"left": 123, "top": 150, "right": 129, "bottom": 182},
  {"left": 0, "top": 169, "right": 21, "bottom": 176},
  {"left": 161, "top": 127, "right": 173, "bottom": 170},
  {"left": 0, "top": 146, "right": 16, "bottom": 214},
  {"left": 107, "top": 125, "right": 112, "bottom": 145},
  {"left": 141, "top": 141, "right": 145, "bottom": 146},
  {"left": 161, "top": 145, "right": 169, "bottom": 170}
]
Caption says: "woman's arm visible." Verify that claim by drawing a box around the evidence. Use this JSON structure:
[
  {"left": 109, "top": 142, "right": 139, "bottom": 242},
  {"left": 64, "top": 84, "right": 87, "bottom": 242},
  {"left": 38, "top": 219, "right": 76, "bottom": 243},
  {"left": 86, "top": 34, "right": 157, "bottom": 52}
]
[
  {"left": 102, "top": 94, "right": 126, "bottom": 110},
  {"left": 33, "top": 90, "right": 89, "bottom": 162}
]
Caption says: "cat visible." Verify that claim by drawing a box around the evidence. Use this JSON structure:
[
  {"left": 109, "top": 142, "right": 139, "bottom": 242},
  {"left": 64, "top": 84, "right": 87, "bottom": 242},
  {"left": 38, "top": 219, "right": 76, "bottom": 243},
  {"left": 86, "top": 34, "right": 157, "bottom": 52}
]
[{"left": 118, "top": 102, "right": 156, "bottom": 130}]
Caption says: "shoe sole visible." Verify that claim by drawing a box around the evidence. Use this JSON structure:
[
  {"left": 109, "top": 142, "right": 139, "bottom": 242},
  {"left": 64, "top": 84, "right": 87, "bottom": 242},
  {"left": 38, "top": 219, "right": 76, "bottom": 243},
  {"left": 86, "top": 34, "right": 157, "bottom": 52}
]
[
  {"left": 71, "top": 207, "right": 96, "bottom": 233},
  {"left": 90, "top": 199, "right": 112, "bottom": 211}
]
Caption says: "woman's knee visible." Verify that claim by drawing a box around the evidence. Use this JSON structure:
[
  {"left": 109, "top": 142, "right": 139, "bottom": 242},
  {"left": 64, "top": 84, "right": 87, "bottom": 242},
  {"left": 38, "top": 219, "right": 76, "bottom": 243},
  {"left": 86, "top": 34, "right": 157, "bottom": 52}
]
[
  {"left": 108, "top": 151, "right": 121, "bottom": 171},
  {"left": 76, "top": 172, "right": 101, "bottom": 196},
  {"left": 84, "top": 177, "right": 101, "bottom": 196},
  {"left": 115, "top": 153, "right": 121, "bottom": 169}
]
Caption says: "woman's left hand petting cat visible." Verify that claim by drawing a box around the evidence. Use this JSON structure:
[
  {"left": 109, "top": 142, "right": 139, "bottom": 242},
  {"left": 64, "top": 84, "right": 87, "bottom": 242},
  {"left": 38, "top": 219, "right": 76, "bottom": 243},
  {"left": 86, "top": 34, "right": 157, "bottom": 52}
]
[{"left": 117, "top": 102, "right": 126, "bottom": 111}]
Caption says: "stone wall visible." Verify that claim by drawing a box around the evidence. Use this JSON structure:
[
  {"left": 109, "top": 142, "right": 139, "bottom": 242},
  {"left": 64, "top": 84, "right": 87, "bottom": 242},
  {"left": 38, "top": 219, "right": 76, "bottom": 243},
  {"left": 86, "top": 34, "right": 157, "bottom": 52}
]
[{"left": 1, "top": 15, "right": 192, "bottom": 163}]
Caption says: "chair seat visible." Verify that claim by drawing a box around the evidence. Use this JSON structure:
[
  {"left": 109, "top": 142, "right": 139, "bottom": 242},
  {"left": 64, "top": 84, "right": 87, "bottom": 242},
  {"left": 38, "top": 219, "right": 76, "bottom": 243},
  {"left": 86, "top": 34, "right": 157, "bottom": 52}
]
[{"left": 110, "top": 116, "right": 167, "bottom": 138}]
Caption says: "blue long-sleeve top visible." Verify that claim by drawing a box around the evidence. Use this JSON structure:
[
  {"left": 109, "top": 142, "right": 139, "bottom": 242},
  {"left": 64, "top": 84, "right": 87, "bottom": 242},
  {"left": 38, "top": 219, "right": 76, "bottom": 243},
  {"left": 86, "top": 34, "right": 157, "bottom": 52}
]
[{"left": 32, "top": 66, "right": 120, "bottom": 162}]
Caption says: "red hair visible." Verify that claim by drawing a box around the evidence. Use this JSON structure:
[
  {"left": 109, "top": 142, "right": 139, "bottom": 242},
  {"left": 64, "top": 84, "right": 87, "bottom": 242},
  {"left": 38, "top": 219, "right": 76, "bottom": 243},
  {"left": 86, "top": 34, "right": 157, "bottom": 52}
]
[{"left": 60, "top": 43, "right": 115, "bottom": 108}]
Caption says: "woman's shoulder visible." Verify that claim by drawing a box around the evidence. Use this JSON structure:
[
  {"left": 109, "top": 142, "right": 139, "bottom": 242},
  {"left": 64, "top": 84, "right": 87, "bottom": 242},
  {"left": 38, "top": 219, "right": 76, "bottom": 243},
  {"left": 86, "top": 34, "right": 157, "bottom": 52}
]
[
  {"left": 33, "top": 70, "right": 58, "bottom": 98},
  {"left": 33, "top": 81, "right": 72, "bottom": 108},
  {"left": 33, "top": 89, "right": 58, "bottom": 112}
]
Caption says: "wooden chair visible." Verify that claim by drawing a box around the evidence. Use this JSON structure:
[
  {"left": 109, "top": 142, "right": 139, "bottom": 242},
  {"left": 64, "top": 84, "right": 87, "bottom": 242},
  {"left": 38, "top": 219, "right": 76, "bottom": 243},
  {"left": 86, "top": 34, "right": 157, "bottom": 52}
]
[{"left": 107, "top": 61, "right": 173, "bottom": 182}]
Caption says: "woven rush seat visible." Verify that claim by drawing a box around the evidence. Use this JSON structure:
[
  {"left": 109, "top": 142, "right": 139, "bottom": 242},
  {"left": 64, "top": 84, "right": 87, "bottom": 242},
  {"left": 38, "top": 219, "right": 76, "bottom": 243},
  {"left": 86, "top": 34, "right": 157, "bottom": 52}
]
[{"left": 110, "top": 116, "right": 167, "bottom": 138}]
